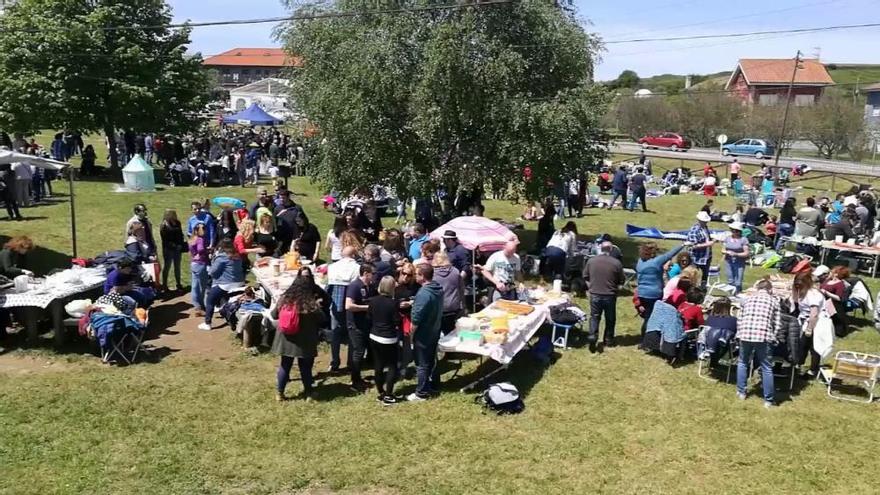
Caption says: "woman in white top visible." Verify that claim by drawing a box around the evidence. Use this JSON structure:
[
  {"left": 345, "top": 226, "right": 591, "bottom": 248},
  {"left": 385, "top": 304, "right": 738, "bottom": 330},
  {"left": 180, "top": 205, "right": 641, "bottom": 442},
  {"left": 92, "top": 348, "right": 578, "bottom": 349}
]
[
  {"left": 543, "top": 221, "right": 578, "bottom": 279},
  {"left": 326, "top": 216, "right": 346, "bottom": 262},
  {"left": 792, "top": 272, "right": 824, "bottom": 377}
]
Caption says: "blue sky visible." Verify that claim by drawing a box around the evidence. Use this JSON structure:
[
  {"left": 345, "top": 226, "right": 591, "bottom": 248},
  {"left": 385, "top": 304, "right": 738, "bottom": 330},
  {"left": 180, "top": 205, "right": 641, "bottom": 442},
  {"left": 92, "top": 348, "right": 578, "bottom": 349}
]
[{"left": 169, "top": 0, "right": 880, "bottom": 81}]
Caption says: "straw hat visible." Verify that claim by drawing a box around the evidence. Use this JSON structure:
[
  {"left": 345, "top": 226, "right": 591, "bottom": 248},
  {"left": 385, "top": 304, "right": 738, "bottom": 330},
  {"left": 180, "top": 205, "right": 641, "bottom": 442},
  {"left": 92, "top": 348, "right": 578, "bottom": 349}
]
[{"left": 728, "top": 221, "right": 744, "bottom": 231}]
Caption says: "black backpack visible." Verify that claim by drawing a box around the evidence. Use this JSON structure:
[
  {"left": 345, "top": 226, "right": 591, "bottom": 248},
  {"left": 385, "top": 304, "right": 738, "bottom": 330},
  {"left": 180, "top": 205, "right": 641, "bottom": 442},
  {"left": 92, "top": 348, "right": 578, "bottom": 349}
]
[
  {"left": 477, "top": 382, "right": 524, "bottom": 415},
  {"left": 777, "top": 255, "right": 800, "bottom": 274}
]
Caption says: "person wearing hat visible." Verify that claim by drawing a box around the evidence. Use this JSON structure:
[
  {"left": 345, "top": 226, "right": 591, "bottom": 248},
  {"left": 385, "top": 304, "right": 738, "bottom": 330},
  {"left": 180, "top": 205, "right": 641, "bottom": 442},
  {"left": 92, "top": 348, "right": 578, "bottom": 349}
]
[
  {"left": 722, "top": 222, "right": 750, "bottom": 293},
  {"left": 442, "top": 230, "right": 471, "bottom": 277},
  {"left": 687, "top": 211, "right": 716, "bottom": 289}
]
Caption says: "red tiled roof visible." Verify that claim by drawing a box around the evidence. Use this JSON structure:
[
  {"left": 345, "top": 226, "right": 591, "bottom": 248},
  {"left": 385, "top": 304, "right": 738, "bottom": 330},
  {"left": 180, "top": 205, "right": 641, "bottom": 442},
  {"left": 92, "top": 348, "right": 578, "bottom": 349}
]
[
  {"left": 203, "top": 48, "right": 300, "bottom": 68},
  {"left": 732, "top": 58, "right": 835, "bottom": 86}
]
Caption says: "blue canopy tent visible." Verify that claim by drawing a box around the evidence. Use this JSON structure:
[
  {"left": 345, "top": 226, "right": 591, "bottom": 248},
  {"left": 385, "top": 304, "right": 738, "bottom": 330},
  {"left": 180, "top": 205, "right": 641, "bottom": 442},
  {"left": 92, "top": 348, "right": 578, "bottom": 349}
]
[{"left": 222, "top": 103, "right": 284, "bottom": 126}]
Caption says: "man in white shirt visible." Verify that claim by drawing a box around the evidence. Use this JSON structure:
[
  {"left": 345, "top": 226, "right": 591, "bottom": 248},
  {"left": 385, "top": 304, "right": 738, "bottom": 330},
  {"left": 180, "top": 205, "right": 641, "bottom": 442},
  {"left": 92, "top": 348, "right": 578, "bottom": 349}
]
[
  {"left": 11, "top": 162, "right": 33, "bottom": 207},
  {"left": 326, "top": 246, "right": 361, "bottom": 372},
  {"left": 479, "top": 241, "right": 522, "bottom": 301}
]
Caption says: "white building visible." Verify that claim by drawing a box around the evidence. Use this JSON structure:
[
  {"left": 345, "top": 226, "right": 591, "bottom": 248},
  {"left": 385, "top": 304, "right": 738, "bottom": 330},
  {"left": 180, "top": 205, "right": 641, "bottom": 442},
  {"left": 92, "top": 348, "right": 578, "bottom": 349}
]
[{"left": 228, "top": 78, "right": 298, "bottom": 120}]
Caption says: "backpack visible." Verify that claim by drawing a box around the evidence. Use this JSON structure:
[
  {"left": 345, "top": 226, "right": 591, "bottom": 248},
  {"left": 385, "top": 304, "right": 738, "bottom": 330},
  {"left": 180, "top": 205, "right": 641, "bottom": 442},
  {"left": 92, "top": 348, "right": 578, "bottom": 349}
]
[
  {"left": 278, "top": 304, "right": 300, "bottom": 335},
  {"left": 777, "top": 256, "right": 800, "bottom": 274},
  {"left": 477, "top": 382, "right": 524, "bottom": 415}
]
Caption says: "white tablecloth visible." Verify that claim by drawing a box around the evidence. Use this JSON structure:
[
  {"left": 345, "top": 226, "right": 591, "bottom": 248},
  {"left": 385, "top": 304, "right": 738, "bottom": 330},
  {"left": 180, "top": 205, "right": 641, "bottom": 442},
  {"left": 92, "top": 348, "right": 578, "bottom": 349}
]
[
  {"left": 439, "top": 300, "right": 558, "bottom": 365},
  {"left": 251, "top": 265, "right": 299, "bottom": 301},
  {"left": 0, "top": 267, "right": 107, "bottom": 309}
]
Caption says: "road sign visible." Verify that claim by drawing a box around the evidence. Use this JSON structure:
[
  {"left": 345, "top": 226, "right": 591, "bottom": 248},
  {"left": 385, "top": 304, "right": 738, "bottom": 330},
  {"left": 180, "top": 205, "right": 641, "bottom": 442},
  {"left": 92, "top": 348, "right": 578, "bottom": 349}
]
[{"left": 717, "top": 134, "right": 728, "bottom": 145}]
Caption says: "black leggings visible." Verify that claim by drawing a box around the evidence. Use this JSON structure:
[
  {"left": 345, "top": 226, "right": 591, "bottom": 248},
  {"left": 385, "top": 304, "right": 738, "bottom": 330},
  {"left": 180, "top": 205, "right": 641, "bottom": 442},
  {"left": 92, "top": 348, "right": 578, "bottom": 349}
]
[{"left": 371, "top": 339, "right": 399, "bottom": 397}]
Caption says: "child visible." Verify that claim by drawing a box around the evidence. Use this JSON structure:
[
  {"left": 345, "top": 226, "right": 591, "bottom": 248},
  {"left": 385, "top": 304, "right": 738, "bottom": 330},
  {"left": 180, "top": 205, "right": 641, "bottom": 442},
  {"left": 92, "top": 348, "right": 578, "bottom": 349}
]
[
  {"left": 764, "top": 215, "right": 778, "bottom": 237},
  {"left": 678, "top": 286, "right": 705, "bottom": 331}
]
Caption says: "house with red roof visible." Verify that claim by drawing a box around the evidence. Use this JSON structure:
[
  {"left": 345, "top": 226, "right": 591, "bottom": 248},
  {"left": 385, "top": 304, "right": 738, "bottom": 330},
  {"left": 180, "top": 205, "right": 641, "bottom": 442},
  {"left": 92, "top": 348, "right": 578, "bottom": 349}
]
[
  {"left": 725, "top": 58, "right": 835, "bottom": 106},
  {"left": 203, "top": 48, "right": 300, "bottom": 88}
]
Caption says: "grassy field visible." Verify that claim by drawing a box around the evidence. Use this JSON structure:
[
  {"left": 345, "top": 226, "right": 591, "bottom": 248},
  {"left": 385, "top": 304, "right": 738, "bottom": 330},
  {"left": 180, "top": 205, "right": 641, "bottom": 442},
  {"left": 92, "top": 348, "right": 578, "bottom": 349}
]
[{"left": 2, "top": 143, "right": 880, "bottom": 494}]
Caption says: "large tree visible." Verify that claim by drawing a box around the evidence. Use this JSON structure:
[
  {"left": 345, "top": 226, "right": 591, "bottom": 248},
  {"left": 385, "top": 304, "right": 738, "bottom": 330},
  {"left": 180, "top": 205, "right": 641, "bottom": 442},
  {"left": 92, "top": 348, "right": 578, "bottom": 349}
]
[
  {"left": 279, "top": 0, "right": 610, "bottom": 201},
  {"left": 0, "top": 0, "right": 212, "bottom": 167},
  {"left": 801, "top": 93, "right": 865, "bottom": 159}
]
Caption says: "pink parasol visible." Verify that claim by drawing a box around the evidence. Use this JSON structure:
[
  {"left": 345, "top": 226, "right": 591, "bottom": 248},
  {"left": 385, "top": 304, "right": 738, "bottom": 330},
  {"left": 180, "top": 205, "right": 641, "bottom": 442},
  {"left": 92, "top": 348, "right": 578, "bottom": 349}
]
[{"left": 430, "top": 216, "right": 518, "bottom": 253}]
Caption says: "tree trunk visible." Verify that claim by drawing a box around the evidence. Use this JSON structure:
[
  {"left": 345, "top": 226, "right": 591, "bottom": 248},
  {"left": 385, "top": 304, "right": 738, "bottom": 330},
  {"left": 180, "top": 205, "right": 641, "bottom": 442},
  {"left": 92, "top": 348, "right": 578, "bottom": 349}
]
[{"left": 104, "top": 125, "right": 118, "bottom": 169}]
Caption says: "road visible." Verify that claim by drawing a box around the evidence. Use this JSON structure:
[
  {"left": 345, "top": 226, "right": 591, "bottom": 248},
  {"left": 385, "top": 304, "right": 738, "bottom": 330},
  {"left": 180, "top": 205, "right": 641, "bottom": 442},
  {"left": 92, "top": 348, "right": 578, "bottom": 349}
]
[{"left": 611, "top": 142, "right": 880, "bottom": 178}]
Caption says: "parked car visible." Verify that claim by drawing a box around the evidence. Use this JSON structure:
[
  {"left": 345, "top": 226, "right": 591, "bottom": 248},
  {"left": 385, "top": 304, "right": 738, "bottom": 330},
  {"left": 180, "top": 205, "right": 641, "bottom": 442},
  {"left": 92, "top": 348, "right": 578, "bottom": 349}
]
[
  {"left": 722, "top": 138, "right": 775, "bottom": 159},
  {"left": 638, "top": 133, "right": 690, "bottom": 151}
]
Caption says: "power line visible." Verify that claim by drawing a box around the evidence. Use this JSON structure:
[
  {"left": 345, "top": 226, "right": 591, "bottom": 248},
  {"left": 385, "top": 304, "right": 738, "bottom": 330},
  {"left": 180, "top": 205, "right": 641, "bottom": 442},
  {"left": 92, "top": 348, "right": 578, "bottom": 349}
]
[
  {"left": 603, "top": 0, "right": 842, "bottom": 41},
  {"left": 605, "top": 21, "right": 880, "bottom": 44},
  {"left": 3, "top": 1, "right": 515, "bottom": 34}
]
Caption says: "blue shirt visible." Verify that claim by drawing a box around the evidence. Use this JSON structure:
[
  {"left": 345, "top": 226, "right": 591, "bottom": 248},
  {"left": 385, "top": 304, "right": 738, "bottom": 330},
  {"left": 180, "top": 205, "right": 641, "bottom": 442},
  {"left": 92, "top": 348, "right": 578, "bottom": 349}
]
[
  {"left": 408, "top": 234, "right": 430, "bottom": 261},
  {"left": 636, "top": 245, "right": 683, "bottom": 300},
  {"left": 827, "top": 201, "right": 844, "bottom": 225},
  {"left": 612, "top": 169, "right": 628, "bottom": 191},
  {"left": 187, "top": 212, "right": 216, "bottom": 247},
  {"left": 647, "top": 300, "right": 685, "bottom": 343}
]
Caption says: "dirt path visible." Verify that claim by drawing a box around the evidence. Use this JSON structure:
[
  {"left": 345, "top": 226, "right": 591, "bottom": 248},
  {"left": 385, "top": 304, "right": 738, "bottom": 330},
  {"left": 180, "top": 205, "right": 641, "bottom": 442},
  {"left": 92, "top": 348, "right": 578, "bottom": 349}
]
[{"left": 0, "top": 294, "right": 243, "bottom": 373}]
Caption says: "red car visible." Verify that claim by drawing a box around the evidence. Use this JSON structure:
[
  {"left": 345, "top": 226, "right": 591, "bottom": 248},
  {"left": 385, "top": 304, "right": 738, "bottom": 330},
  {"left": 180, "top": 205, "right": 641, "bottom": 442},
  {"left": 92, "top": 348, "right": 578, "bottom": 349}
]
[{"left": 638, "top": 132, "right": 690, "bottom": 151}]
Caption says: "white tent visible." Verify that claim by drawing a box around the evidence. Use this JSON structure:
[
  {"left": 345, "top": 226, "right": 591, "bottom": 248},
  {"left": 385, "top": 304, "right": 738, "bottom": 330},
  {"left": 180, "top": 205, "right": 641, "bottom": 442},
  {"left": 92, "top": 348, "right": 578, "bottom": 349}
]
[{"left": 121, "top": 155, "right": 155, "bottom": 191}]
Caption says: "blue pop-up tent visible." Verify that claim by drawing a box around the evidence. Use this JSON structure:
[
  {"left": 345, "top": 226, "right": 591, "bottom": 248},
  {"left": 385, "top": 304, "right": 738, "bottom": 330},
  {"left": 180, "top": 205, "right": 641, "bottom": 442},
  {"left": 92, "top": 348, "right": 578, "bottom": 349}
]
[
  {"left": 222, "top": 103, "right": 284, "bottom": 126},
  {"left": 626, "top": 224, "right": 728, "bottom": 241}
]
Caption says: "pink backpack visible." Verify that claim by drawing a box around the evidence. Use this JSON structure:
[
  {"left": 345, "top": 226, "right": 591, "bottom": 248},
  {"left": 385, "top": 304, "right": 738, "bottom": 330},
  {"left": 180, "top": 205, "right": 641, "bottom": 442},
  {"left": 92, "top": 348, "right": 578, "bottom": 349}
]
[{"left": 278, "top": 304, "right": 300, "bottom": 336}]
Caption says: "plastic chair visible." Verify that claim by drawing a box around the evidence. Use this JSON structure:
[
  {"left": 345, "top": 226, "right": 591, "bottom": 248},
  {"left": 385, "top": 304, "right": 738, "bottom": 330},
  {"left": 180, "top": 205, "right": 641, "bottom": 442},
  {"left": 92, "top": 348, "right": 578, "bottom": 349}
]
[
  {"left": 550, "top": 321, "right": 578, "bottom": 350},
  {"left": 706, "top": 266, "right": 721, "bottom": 287}
]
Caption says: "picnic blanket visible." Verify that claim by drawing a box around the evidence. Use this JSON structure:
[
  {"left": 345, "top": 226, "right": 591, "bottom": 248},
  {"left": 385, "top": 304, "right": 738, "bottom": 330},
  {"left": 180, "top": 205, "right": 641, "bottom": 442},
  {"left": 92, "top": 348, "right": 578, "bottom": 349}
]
[{"left": 626, "top": 224, "right": 728, "bottom": 241}]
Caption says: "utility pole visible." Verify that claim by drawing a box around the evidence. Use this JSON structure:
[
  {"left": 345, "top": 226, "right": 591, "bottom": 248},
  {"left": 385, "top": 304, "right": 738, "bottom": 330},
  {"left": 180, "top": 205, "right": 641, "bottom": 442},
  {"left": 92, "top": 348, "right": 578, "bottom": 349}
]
[{"left": 773, "top": 50, "right": 803, "bottom": 171}]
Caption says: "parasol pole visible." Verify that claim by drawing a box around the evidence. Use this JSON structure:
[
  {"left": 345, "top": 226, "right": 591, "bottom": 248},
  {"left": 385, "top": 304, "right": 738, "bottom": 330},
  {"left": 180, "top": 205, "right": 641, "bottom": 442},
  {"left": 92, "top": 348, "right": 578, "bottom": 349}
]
[{"left": 68, "top": 165, "right": 77, "bottom": 258}]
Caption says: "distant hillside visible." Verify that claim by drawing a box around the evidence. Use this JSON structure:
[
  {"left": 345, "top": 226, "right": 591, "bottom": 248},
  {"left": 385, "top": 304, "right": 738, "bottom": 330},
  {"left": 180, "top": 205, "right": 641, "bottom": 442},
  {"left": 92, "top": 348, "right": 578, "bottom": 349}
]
[{"left": 619, "top": 63, "right": 880, "bottom": 93}]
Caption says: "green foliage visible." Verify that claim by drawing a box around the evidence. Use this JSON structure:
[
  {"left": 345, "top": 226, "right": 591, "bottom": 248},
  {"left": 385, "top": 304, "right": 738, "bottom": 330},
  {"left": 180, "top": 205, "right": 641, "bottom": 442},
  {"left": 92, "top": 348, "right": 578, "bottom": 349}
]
[
  {"left": 802, "top": 93, "right": 865, "bottom": 159},
  {"left": 0, "top": 0, "right": 212, "bottom": 166},
  {"left": 279, "top": 0, "right": 610, "bottom": 201},
  {"left": 607, "top": 69, "right": 640, "bottom": 90}
]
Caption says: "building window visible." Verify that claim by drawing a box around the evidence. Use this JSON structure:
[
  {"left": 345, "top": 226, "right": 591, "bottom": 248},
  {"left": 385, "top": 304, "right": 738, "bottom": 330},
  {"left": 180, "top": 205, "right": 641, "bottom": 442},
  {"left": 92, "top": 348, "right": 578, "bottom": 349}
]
[
  {"left": 758, "top": 94, "right": 779, "bottom": 106},
  {"left": 794, "top": 94, "right": 815, "bottom": 106},
  {"left": 235, "top": 99, "right": 247, "bottom": 110},
  {"left": 232, "top": 72, "right": 239, "bottom": 82}
]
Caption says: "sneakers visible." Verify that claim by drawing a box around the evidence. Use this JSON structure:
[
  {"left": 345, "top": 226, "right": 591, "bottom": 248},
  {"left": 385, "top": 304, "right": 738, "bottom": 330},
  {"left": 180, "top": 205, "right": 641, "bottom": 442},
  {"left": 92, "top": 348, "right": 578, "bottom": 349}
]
[
  {"left": 764, "top": 401, "right": 777, "bottom": 409},
  {"left": 381, "top": 395, "right": 400, "bottom": 406},
  {"left": 406, "top": 393, "right": 428, "bottom": 402},
  {"left": 349, "top": 380, "right": 368, "bottom": 393},
  {"left": 197, "top": 323, "right": 212, "bottom": 331},
  {"left": 736, "top": 392, "right": 746, "bottom": 401},
  {"left": 275, "top": 392, "right": 286, "bottom": 402}
]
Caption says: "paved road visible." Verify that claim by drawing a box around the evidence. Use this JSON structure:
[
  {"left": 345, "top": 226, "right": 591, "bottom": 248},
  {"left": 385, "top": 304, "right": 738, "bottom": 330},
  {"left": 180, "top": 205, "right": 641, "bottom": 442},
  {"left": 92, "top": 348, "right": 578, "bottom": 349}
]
[{"left": 612, "top": 142, "right": 880, "bottom": 178}]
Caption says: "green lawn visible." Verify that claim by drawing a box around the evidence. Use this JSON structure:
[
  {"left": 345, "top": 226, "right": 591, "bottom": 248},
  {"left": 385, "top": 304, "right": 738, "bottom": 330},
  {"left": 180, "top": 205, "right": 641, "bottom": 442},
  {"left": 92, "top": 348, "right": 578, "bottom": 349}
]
[{"left": 2, "top": 152, "right": 880, "bottom": 494}]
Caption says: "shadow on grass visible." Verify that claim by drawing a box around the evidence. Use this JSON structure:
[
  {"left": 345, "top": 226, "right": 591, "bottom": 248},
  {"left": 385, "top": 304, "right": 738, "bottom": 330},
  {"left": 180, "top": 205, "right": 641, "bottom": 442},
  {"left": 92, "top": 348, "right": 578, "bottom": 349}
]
[{"left": 0, "top": 234, "right": 71, "bottom": 276}]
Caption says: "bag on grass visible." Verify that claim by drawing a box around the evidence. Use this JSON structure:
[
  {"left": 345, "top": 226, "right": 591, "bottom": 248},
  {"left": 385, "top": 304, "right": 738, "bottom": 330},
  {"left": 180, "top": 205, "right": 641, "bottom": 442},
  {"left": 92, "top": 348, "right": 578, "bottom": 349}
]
[
  {"left": 477, "top": 382, "right": 524, "bottom": 415},
  {"left": 777, "top": 256, "right": 800, "bottom": 274},
  {"left": 278, "top": 304, "right": 300, "bottom": 336}
]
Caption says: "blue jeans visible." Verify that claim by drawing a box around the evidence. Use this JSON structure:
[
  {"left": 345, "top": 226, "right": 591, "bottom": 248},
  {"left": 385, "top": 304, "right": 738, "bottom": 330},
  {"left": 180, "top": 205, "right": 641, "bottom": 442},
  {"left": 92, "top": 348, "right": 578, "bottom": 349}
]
[
  {"left": 737, "top": 341, "right": 775, "bottom": 403},
  {"left": 277, "top": 356, "right": 315, "bottom": 394},
  {"left": 775, "top": 223, "right": 794, "bottom": 251},
  {"left": 204, "top": 286, "right": 228, "bottom": 324},
  {"left": 589, "top": 294, "right": 617, "bottom": 343},
  {"left": 327, "top": 304, "right": 346, "bottom": 370},
  {"left": 544, "top": 246, "right": 566, "bottom": 279},
  {"left": 414, "top": 339, "right": 440, "bottom": 398},
  {"left": 610, "top": 189, "right": 627, "bottom": 208},
  {"left": 190, "top": 262, "right": 209, "bottom": 311},
  {"left": 726, "top": 261, "right": 745, "bottom": 293}
]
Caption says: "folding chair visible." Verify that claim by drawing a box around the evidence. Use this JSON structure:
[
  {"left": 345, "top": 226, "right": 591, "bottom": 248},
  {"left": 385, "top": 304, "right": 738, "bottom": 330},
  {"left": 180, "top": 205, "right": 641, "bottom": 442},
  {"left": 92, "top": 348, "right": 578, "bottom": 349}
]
[
  {"left": 623, "top": 268, "right": 637, "bottom": 288},
  {"left": 101, "top": 313, "right": 148, "bottom": 365},
  {"left": 706, "top": 266, "right": 721, "bottom": 288},
  {"left": 772, "top": 356, "right": 798, "bottom": 391},
  {"left": 823, "top": 351, "right": 880, "bottom": 403},
  {"left": 697, "top": 330, "right": 738, "bottom": 383}
]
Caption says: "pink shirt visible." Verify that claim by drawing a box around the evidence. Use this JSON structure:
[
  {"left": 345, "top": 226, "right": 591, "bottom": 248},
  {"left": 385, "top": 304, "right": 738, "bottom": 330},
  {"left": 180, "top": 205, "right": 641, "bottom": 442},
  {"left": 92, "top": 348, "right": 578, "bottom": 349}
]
[{"left": 730, "top": 162, "right": 741, "bottom": 174}]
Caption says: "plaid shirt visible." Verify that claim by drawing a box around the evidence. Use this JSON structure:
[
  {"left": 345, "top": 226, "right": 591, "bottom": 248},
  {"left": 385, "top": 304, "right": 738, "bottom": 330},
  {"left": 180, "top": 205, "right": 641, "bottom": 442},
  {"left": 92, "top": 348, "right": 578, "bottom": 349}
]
[
  {"left": 737, "top": 290, "right": 781, "bottom": 343},
  {"left": 686, "top": 223, "right": 711, "bottom": 265}
]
